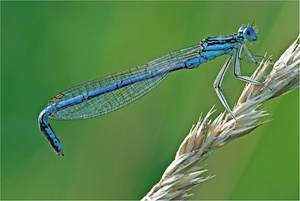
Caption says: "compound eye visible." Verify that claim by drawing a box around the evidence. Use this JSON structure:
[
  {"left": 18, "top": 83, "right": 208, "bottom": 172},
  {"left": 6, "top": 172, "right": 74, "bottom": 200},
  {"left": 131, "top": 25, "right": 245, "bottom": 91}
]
[{"left": 243, "top": 27, "right": 257, "bottom": 41}]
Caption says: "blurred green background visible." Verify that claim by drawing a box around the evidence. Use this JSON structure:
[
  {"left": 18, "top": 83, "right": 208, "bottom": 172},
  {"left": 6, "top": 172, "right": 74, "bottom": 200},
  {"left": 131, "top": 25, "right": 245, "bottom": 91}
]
[{"left": 1, "top": 1, "right": 299, "bottom": 200}]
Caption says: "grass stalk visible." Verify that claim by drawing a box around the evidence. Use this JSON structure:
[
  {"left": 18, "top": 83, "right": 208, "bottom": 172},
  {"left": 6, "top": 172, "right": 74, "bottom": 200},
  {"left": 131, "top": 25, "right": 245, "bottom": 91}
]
[{"left": 142, "top": 35, "right": 300, "bottom": 200}]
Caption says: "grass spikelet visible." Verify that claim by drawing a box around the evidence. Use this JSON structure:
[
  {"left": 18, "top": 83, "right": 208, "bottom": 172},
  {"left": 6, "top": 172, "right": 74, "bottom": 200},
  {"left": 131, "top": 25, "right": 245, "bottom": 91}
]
[{"left": 142, "top": 35, "right": 299, "bottom": 200}]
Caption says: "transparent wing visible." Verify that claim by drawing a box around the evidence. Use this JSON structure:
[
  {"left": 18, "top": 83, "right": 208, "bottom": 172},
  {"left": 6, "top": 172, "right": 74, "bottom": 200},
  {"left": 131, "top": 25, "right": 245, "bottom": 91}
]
[{"left": 48, "top": 44, "right": 201, "bottom": 120}]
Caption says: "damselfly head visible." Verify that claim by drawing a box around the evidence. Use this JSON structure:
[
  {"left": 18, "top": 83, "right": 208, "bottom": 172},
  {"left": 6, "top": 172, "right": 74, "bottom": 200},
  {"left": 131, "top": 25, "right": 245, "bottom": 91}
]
[{"left": 238, "top": 26, "right": 257, "bottom": 42}]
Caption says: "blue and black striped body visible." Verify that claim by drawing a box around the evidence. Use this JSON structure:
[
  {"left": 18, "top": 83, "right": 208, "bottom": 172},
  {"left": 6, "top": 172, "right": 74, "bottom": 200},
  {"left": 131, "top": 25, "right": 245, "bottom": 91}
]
[{"left": 38, "top": 25, "right": 259, "bottom": 155}]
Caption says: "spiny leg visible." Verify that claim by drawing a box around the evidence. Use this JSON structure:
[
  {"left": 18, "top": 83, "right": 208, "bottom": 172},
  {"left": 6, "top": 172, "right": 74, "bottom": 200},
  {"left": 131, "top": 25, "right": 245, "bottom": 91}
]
[
  {"left": 233, "top": 43, "right": 263, "bottom": 86},
  {"left": 213, "top": 55, "right": 237, "bottom": 122},
  {"left": 239, "top": 43, "right": 265, "bottom": 64}
]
